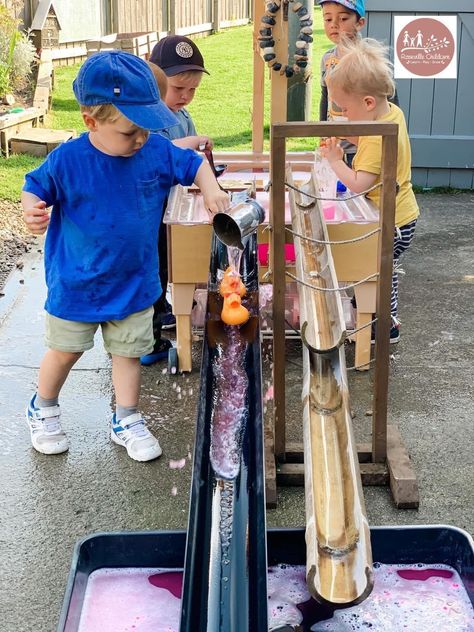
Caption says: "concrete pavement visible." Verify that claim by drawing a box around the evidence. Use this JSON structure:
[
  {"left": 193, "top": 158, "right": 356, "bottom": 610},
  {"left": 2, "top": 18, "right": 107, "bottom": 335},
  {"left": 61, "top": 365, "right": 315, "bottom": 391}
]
[{"left": 0, "top": 193, "right": 473, "bottom": 631}]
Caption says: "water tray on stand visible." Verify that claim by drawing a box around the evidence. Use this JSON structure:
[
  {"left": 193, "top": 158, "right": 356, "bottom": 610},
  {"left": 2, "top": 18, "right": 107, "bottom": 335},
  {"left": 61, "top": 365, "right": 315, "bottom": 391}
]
[{"left": 58, "top": 525, "right": 474, "bottom": 631}]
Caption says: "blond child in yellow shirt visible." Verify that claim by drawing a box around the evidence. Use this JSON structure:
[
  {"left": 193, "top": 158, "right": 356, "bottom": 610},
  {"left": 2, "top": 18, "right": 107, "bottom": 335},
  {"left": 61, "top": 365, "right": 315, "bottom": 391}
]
[{"left": 322, "top": 37, "right": 419, "bottom": 342}]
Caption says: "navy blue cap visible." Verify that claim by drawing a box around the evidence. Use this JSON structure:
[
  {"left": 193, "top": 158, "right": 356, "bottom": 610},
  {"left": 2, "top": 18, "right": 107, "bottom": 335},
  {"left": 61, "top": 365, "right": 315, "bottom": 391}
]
[
  {"left": 150, "top": 35, "right": 209, "bottom": 77},
  {"left": 73, "top": 50, "right": 178, "bottom": 131}
]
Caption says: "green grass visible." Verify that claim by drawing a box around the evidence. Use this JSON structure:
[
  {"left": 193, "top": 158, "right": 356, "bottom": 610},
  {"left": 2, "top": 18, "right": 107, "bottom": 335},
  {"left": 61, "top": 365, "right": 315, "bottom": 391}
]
[{"left": 0, "top": 9, "right": 331, "bottom": 201}]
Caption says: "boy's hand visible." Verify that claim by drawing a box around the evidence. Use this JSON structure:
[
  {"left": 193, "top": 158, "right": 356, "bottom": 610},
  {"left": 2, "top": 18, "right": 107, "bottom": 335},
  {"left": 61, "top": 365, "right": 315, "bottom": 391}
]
[
  {"left": 23, "top": 200, "right": 50, "bottom": 235},
  {"left": 320, "top": 136, "right": 344, "bottom": 164},
  {"left": 197, "top": 136, "right": 213, "bottom": 151},
  {"left": 194, "top": 161, "right": 229, "bottom": 216},
  {"left": 203, "top": 188, "right": 229, "bottom": 216}
]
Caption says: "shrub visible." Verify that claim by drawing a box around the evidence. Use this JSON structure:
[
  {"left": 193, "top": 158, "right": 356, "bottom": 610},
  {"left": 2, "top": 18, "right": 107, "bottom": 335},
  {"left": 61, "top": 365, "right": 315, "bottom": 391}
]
[{"left": 0, "top": 5, "right": 36, "bottom": 98}]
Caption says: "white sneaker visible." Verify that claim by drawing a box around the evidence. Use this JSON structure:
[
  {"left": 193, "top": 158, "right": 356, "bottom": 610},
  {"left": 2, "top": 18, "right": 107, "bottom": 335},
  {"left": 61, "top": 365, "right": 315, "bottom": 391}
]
[
  {"left": 26, "top": 394, "right": 69, "bottom": 455},
  {"left": 111, "top": 413, "right": 162, "bottom": 462}
]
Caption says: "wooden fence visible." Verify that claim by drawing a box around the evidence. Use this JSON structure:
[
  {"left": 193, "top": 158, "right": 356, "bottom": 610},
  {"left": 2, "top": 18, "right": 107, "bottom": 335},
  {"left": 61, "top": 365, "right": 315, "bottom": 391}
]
[
  {"left": 0, "top": 0, "right": 253, "bottom": 39},
  {"left": 113, "top": 0, "right": 252, "bottom": 36}
]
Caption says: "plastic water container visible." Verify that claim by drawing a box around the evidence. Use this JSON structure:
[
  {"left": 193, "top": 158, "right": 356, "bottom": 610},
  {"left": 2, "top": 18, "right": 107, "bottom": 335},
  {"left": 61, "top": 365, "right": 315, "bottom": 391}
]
[{"left": 314, "top": 149, "right": 337, "bottom": 204}]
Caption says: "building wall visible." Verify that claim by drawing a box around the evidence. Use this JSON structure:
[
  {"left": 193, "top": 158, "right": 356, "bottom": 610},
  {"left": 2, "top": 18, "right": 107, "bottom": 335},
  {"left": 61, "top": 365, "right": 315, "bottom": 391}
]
[{"left": 365, "top": 0, "right": 474, "bottom": 189}]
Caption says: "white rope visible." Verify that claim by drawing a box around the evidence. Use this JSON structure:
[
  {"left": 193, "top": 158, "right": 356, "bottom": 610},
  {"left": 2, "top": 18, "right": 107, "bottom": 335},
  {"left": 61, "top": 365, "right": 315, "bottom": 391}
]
[
  {"left": 348, "top": 317, "right": 378, "bottom": 335},
  {"left": 286, "top": 225, "right": 381, "bottom": 246},
  {"left": 285, "top": 270, "right": 379, "bottom": 292},
  {"left": 285, "top": 180, "right": 383, "bottom": 201}
]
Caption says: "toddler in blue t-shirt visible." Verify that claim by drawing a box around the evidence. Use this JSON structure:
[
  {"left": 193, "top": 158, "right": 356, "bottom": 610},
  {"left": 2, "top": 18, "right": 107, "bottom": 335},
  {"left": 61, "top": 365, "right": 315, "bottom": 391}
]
[{"left": 22, "top": 50, "right": 229, "bottom": 462}]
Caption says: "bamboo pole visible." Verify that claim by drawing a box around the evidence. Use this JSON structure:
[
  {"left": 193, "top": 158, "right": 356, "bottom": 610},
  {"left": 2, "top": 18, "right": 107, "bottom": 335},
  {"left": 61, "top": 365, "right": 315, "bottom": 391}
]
[{"left": 289, "top": 166, "right": 373, "bottom": 604}]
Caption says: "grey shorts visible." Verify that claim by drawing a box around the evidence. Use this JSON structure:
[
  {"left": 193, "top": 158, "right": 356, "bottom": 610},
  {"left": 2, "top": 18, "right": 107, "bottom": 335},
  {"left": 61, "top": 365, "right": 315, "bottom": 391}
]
[{"left": 44, "top": 307, "right": 154, "bottom": 357}]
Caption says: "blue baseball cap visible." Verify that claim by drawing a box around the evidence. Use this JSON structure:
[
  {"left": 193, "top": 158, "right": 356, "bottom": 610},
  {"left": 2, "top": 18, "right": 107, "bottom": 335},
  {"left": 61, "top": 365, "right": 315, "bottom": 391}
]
[
  {"left": 318, "top": 0, "right": 365, "bottom": 18},
  {"left": 73, "top": 50, "right": 178, "bottom": 131}
]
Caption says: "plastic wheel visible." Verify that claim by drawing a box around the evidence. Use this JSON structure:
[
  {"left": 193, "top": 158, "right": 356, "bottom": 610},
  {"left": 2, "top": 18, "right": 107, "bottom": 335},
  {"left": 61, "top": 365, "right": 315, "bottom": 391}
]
[{"left": 168, "top": 346, "right": 179, "bottom": 374}]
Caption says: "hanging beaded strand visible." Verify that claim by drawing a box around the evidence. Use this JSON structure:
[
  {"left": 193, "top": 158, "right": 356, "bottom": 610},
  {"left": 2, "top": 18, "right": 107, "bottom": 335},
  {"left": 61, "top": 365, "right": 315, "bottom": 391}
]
[{"left": 258, "top": 0, "right": 313, "bottom": 77}]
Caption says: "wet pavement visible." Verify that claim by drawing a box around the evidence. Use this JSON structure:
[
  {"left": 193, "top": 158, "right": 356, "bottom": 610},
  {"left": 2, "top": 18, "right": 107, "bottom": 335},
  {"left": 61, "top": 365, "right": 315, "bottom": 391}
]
[{"left": 1, "top": 193, "right": 473, "bottom": 631}]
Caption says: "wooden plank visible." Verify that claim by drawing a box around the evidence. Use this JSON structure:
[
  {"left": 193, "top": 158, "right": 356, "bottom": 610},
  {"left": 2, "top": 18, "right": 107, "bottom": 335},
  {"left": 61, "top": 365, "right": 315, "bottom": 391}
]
[
  {"left": 411, "top": 136, "right": 474, "bottom": 169},
  {"left": 252, "top": 0, "right": 265, "bottom": 153},
  {"left": 455, "top": 14, "right": 474, "bottom": 136},
  {"left": 175, "top": 314, "right": 192, "bottom": 373},
  {"left": 386, "top": 424, "right": 419, "bottom": 509},
  {"left": 285, "top": 441, "right": 374, "bottom": 463},
  {"left": 450, "top": 168, "right": 474, "bottom": 189},
  {"left": 10, "top": 127, "right": 75, "bottom": 157},
  {"left": 372, "top": 131, "right": 398, "bottom": 462},
  {"left": 272, "top": 121, "right": 399, "bottom": 138},
  {"left": 426, "top": 168, "right": 451, "bottom": 189},
  {"left": 278, "top": 460, "right": 389, "bottom": 486},
  {"left": 264, "top": 422, "right": 277, "bottom": 508},
  {"left": 359, "top": 462, "right": 390, "bottom": 485},
  {"left": 270, "top": 135, "right": 287, "bottom": 460},
  {"left": 277, "top": 462, "right": 304, "bottom": 486},
  {"left": 278, "top": 462, "right": 390, "bottom": 487},
  {"left": 270, "top": 0, "right": 288, "bottom": 125},
  {"left": 32, "top": 86, "right": 50, "bottom": 111}
]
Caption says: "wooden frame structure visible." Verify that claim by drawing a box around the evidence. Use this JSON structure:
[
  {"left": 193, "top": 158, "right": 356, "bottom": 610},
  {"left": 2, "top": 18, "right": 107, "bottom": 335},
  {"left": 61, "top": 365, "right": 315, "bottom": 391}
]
[{"left": 269, "top": 120, "right": 419, "bottom": 509}]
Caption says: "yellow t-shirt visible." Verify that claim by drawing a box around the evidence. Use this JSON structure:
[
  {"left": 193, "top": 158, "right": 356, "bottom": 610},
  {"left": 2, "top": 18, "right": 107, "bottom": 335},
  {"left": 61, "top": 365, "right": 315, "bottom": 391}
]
[{"left": 353, "top": 103, "right": 419, "bottom": 227}]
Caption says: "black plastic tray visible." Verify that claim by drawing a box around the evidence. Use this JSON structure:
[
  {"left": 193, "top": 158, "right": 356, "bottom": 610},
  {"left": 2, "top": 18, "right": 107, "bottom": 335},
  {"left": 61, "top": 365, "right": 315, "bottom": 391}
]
[{"left": 58, "top": 525, "right": 474, "bottom": 631}]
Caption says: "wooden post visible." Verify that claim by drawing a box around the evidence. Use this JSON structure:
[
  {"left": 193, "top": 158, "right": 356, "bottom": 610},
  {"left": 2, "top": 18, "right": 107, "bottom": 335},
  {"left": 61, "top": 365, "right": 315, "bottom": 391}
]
[
  {"left": 212, "top": 0, "right": 220, "bottom": 33},
  {"left": 168, "top": 0, "right": 176, "bottom": 34},
  {"left": 270, "top": 0, "right": 288, "bottom": 125},
  {"left": 270, "top": 130, "right": 287, "bottom": 460},
  {"left": 252, "top": 0, "right": 265, "bottom": 153},
  {"left": 372, "top": 132, "right": 398, "bottom": 462}
]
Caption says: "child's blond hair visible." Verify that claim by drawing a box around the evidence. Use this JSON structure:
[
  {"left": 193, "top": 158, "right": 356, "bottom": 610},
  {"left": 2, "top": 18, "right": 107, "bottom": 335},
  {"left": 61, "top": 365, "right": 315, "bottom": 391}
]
[
  {"left": 326, "top": 37, "right": 395, "bottom": 99},
  {"left": 80, "top": 103, "right": 122, "bottom": 122},
  {"left": 145, "top": 60, "right": 168, "bottom": 99}
]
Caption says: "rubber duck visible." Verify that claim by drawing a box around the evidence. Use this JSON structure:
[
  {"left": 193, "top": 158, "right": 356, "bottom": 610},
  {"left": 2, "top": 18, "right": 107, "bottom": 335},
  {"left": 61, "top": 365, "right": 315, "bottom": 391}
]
[
  {"left": 221, "top": 293, "right": 250, "bottom": 326},
  {"left": 219, "top": 267, "right": 246, "bottom": 298}
]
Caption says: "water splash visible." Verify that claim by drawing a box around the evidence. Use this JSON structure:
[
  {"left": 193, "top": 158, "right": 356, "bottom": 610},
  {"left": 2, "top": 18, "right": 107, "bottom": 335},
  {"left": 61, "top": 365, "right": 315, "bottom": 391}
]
[{"left": 210, "top": 327, "right": 248, "bottom": 479}]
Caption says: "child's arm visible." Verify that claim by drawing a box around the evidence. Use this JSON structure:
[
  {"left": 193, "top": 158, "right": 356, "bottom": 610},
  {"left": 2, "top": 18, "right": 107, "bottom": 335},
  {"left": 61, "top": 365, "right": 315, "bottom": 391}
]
[
  {"left": 321, "top": 137, "right": 377, "bottom": 194},
  {"left": 173, "top": 135, "right": 213, "bottom": 151},
  {"left": 193, "top": 162, "right": 229, "bottom": 216},
  {"left": 21, "top": 191, "right": 50, "bottom": 235}
]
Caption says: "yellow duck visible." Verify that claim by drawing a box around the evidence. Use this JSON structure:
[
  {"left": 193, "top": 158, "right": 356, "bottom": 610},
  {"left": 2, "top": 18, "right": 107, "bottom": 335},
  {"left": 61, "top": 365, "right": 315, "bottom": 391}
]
[{"left": 219, "top": 267, "right": 249, "bottom": 326}]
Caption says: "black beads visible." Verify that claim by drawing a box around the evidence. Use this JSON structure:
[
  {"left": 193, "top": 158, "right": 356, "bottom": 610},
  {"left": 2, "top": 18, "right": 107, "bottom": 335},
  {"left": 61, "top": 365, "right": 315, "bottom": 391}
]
[
  {"left": 266, "top": 2, "right": 281, "bottom": 13},
  {"left": 259, "top": 0, "right": 311, "bottom": 77}
]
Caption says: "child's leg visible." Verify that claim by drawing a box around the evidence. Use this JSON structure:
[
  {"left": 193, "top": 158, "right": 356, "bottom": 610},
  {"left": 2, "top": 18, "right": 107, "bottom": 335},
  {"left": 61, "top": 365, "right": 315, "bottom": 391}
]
[
  {"left": 111, "top": 354, "right": 141, "bottom": 408},
  {"left": 391, "top": 219, "right": 417, "bottom": 321},
  {"left": 104, "top": 308, "right": 162, "bottom": 461},
  {"left": 27, "top": 315, "right": 96, "bottom": 455},
  {"left": 38, "top": 349, "right": 83, "bottom": 399}
]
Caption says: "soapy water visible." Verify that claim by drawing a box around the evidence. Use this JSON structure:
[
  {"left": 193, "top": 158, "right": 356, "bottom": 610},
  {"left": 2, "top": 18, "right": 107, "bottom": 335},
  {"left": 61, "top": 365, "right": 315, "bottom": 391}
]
[
  {"left": 210, "top": 315, "right": 248, "bottom": 480},
  {"left": 311, "top": 562, "right": 474, "bottom": 632},
  {"left": 77, "top": 563, "right": 474, "bottom": 632}
]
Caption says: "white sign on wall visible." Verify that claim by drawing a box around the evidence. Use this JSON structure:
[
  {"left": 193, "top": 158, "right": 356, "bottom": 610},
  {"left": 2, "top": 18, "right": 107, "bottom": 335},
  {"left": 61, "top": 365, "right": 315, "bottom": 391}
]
[{"left": 394, "top": 15, "right": 457, "bottom": 79}]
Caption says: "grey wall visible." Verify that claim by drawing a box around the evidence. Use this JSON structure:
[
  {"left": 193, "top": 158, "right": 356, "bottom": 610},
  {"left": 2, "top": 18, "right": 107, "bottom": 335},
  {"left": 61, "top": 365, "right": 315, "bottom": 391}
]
[{"left": 365, "top": 0, "right": 474, "bottom": 189}]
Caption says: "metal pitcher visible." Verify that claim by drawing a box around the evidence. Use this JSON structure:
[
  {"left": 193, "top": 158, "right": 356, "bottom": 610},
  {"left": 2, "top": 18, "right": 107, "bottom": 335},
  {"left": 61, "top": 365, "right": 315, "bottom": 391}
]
[{"left": 213, "top": 197, "right": 265, "bottom": 249}]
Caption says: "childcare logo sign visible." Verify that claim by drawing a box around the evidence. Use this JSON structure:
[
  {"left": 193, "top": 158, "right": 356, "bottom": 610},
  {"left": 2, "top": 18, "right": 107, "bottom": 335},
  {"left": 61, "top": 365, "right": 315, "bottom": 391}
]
[{"left": 394, "top": 16, "right": 457, "bottom": 79}]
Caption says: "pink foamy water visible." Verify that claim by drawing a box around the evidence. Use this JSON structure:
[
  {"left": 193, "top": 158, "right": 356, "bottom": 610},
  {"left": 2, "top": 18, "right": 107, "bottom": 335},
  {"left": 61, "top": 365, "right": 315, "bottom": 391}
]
[{"left": 77, "top": 563, "right": 474, "bottom": 631}]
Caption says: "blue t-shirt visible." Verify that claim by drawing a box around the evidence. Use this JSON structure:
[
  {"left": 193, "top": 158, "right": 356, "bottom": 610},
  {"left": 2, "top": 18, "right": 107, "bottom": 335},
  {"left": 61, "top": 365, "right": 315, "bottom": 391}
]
[
  {"left": 24, "top": 132, "right": 202, "bottom": 322},
  {"left": 160, "top": 108, "right": 196, "bottom": 141}
]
